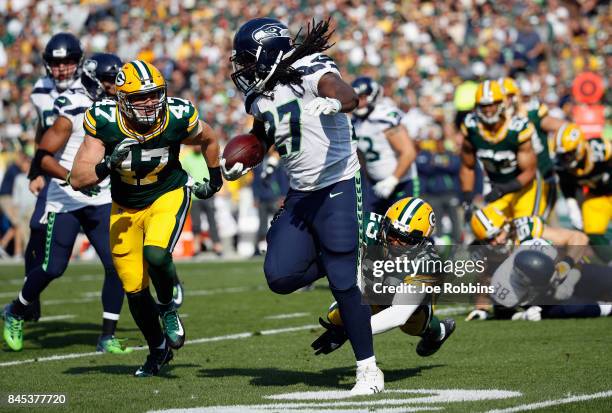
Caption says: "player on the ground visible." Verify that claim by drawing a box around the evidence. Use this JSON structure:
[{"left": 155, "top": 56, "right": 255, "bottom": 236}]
[
  {"left": 227, "top": 18, "right": 381, "bottom": 395},
  {"left": 466, "top": 204, "right": 591, "bottom": 321},
  {"left": 500, "top": 77, "right": 566, "bottom": 219},
  {"left": 69, "top": 60, "right": 222, "bottom": 377},
  {"left": 312, "top": 197, "right": 455, "bottom": 358},
  {"left": 2, "top": 54, "right": 133, "bottom": 354},
  {"left": 553, "top": 123, "right": 612, "bottom": 257},
  {"left": 23, "top": 33, "right": 84, "bottom": 322},
  {"left": 460, "top": 80, "right": 541, "bottom": 222},
  {"left": 351, "top": 76, "right": 417, "bottom": 214}
]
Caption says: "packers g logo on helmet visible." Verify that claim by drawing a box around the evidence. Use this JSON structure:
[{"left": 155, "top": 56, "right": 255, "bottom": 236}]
[
  {"left": 554, "top": 123, "right": 585, "bottom": 169},
  {"left": 475, "top": 80, "right": 506, "bottom": 125},
  {"left": 379, "top": 197, "right": 435, "bottom": 246},
  {"left": 471, "top": 205, "right": 507, "bottom": 241},
  {"left": 116, "top": 60, "right": 167, "bottom": 129}
]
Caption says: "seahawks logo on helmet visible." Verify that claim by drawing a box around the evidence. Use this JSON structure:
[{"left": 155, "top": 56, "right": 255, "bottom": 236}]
[
  {"left": 83, "top": 59, "right": 97, "bottom": 75},
  {"left": 251, "top": 24, "right": 290, "bottom": 44},
  {"left": 115, "top": 70, "right": 126, "bottom": 86}
]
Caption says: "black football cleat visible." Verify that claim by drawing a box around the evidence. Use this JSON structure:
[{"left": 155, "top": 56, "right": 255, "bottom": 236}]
[
  {"left": 416, "top": 318, "right": 456, "bottom": 357},
  {"left": 134, "top": 345, "right": 174, "bottom": 377}
]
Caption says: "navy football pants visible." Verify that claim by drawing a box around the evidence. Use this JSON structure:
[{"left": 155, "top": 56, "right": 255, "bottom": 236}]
[
  {"left": 264, "top": 174, "right": 374, "bottom": 360},
  {"left": 22, "top": 204, "right": 124, "bottom": 318}
]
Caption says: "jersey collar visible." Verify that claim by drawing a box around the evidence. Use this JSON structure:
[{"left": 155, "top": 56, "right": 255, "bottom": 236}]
[{"left": 116, "top": 106, "right": 170, "bottom": 143}]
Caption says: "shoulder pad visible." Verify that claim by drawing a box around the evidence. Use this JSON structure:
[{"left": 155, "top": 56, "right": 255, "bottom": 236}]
[
  {"left": 295, "top": 53, "right": 339, "bottom": 76},
  {"left": 84, "top": 100, "right": 118, "bottom": 136},
  {"left": 167, "top": 97, "right": 198, "bottom": 130}
]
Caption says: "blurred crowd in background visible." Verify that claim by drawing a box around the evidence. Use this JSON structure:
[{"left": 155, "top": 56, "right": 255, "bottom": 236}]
[{"left": 0, "top": 0, "right": 609, "bottom": 258}]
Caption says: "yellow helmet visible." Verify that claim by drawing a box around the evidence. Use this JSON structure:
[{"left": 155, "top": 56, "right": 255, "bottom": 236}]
[
  {"left": 499, "top": 77, "right": 520, "bottom": 116},
  {"left": 116, "top": 60, "right": 167, "bottom": 129},
  {"left": 379, "top": 197, "right": 435, "bottom": 246},
  {"left": 475, "top": 80, "right": 506, "bottom": 125},
  {"left": 471, "top": 205, "right": 507, "bottom": 241},
  {"left": 554, "top": 123, "right": 586, "bottom": 169}
]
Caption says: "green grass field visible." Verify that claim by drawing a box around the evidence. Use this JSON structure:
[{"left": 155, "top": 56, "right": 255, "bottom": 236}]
[{"left": 0, "top": 260, "right": 611, "bottom": 412}]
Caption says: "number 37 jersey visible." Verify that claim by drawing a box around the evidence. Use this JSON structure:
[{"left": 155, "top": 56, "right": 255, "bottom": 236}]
[
  {"left": 84, "top": 97, "right": 199, "bottom": 209},
  {"left": 249, "top": 53, "right": 359, "bottom": 191}
]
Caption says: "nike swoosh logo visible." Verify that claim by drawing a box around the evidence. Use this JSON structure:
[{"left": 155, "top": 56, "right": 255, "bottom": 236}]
[
  {"left": 176, "top": 319, "right": 184, "bottom": 336},
  {"left": 329, "top": 192, "right": 343, "bottom": 198},
  {"left": 173, "top": 285, "right": 183, "bottom": 305}
]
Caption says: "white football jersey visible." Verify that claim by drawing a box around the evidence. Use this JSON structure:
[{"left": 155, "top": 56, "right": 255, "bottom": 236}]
[
  {"left": 249, "top": 53, "right": 359, "bottom": 191},
  {"left": 490, "top": 239, "right": 556, "bottom": 308},
  {"left": 45, "top": 84, "right": 111, "bottom": 214},
  {"left": 30, "top": 76, "right": 82, "bottom": 132},
  {"left": 353, "top": 101, "right": 417, "bottom": 182}
]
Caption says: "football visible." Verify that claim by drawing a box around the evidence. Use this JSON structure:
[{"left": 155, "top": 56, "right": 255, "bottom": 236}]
[{"left": 222, "top": 133, "right": 266, "bottom": 169}]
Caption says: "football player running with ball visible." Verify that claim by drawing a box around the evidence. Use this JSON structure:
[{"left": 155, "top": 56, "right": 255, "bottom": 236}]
[
  {"left": 227, "top": 18, "right": 382, "bottom": 395},
  {"left": 70, "top": 60, "right": 223, "bottom": 376}
]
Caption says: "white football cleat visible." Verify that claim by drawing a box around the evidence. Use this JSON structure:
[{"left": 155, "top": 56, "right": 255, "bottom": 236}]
[{"left": 350, "top": 364, "right": 384, "bottom": 396}]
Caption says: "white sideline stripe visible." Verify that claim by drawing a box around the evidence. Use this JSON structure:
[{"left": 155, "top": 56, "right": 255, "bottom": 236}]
[
  {"left": 434, "top": 306, "right": 471, "bottom": 316},
  {"left": 38, "top": 314, "right": 76, "bottom": 322},
  {"left": 0, "top": 324, "right": 318, "bottom": 368},
  {"left": 0, "top": 291, "right": 18, "bottom": 298},
  {"left": 39, "top": 287, "right": 263, "bottom": 306},
  {"left": 265, "top": 312, "right": 310, "bottom": 320},
  {"left": 485, "top": 390, "right": 612, "bottom": 413}
]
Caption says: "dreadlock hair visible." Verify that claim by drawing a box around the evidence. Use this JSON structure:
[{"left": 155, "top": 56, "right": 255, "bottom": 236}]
[{"left": 263, "top": 18, "right": 335, "bottom": 94}]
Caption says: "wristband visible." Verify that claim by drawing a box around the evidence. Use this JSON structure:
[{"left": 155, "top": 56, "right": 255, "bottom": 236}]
[{"left": 208, "top": 166, "right": 222, "bottom": 189}]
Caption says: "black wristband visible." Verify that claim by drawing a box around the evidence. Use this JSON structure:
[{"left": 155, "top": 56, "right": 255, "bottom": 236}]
[
  {"left": 95, "top": 162, "right": 111, "bottom": 180},
  {"left": 461, "top": 191, "right": 474, "bottom": 204},
  {"left": 28, "top": 148, "right": 53, "bottom": 180},
  {"left": 209, "top": 166, "right": 222, "bottom": 189},
  {"left": 497, "top": 179, "right": 522, "bottom": 195}
]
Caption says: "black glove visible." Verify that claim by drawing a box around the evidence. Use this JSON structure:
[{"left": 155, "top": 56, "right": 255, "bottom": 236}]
[
  {"left": 484, "top": 179, "right": 522, "bottom": 203},
  {"left": 193, "top": 166, "right": 222, "bottom": 199},
  {"left": 311, "top": 317, "right": 348, "bottom": 355},
  {"left": 461, "top": 191, "right": 474, "bottom": 223}
]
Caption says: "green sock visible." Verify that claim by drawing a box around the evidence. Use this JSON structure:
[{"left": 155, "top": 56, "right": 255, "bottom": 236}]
[{"left": 423, "top": 315, "right": 442, "bottom": 340}]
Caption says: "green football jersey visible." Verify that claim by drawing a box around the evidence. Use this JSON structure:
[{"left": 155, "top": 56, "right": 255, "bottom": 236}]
[
  {"left": 462, "top": 113, "right": 534, "bottom": 184},
  {"left": 84, "top": 97, "right": 199, "bottom": 208},
  {"left": 525, "top": 99, "right": 554, "bottom": 178}
]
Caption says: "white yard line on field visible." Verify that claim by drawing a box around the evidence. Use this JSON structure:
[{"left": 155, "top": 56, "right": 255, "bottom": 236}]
[
  {"left": 0, "top": 324, "right": 318, "bottom": 368},
  {"left": 264, "top": 312, "right": 310, "bottom": 320},
  {"left": 38, "top": 314, "right": 76, "bottom": 322},
  {"left": 485, "top": 390, "right": 612, "bottom": 413}
]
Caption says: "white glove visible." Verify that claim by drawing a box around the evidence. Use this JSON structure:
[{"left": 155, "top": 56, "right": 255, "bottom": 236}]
[
  {"left": 220, "top": 158, "right": 251, "bottom": 181},
  {"left": 566, "top": 198, "right": 583, "bottom": 230},
  {"left": 372, "top": 176, "right": 399, "bottom": 199},
  {"left": 511, "top": 306, "right": 542, "bottom": 321},
  {"left": 465, "top": 309, "right": 489, "bottom": 321},
  {"left": 304, "top": 97, "right": 342, "bottom": 116}
]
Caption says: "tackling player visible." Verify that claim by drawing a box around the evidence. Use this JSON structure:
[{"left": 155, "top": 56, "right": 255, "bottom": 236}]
[
  {"left": 312, "top": 197, "right": 455, "bottom": 358},
  {"left": 69, "top": 60, "right": 222, "bottom": 377},
  {"left": 351, "top": 76, "right": 417, "bottom": 214},
  {"left": 554, "top": 124, "right": 612, "bottom": 257},
  {"left": 227, "top": 18, "right": 381, "bottom": 395},
  {"left": 3, "top": 54, "right": 131, "bottom": 353},
  {"left": 23, "top": 33, "right": 84, "bottom": 322},
  {"left": 460, "top": 80, "right": 541, "bottom": 221}
]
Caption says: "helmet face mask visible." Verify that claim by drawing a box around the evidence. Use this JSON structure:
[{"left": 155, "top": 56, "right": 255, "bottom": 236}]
[
  {"left": 352, "top": 76, "right": 380, "bottom": 118},
  {"left": 119, "top": 87, "right": 166, "bottom": 128},
  {"left": 555, "top": 123, "right": 586, "bottom": 170},
  {"left": 477, "top": 101, "right": 505, "bottom": 125},
  {"left": 81, "top": 53, "right": 122, "bottom": 101}
]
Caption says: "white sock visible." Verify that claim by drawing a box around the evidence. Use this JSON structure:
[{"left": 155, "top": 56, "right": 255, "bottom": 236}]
[
  {"left": 356, "top": 355, "right": 376, "bottom": 369},
  {"left": 18, "top": 292, "right": 29, "bottom": 306},
  {"left": 598, "top": 304, "right": 612, "bottom": 317},
  {"left": 156, "top": 339, "right": 166, "bottom": 350}
]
